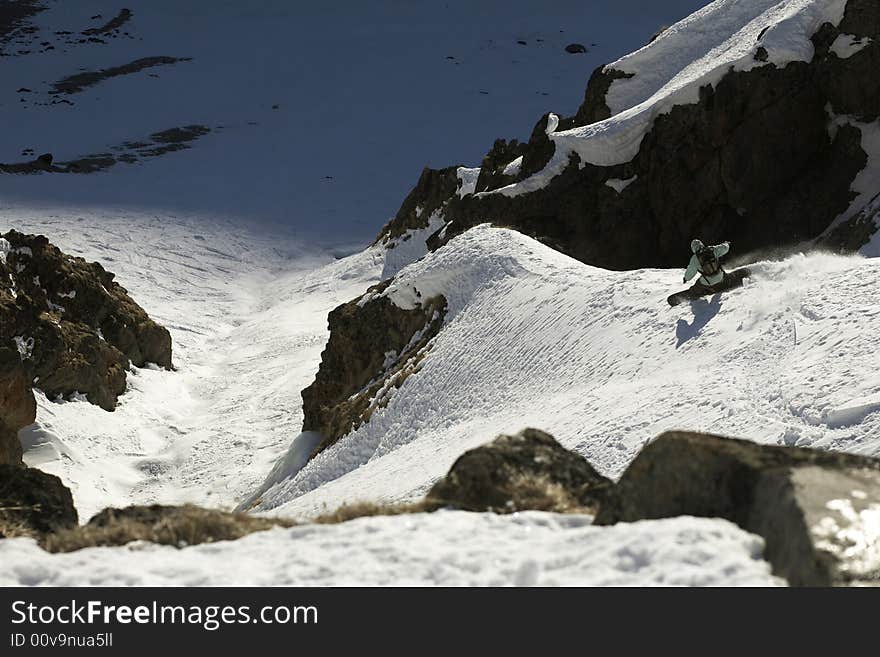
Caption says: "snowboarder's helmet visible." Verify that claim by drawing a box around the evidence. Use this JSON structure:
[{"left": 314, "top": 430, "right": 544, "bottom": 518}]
[{"left": 691, "top": 239, "right": 704, "bottom": 253}]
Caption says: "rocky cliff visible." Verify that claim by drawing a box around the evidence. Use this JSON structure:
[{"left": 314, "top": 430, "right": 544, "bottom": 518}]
[
  {"left": 301, "top": 280, "right": 446, "bottom": 457},
  {"left": 0, "top": 229, "right": 173, "bottom": 463},
  {"left": 377, "top": 0, "right": 880, "bottom": 269}
]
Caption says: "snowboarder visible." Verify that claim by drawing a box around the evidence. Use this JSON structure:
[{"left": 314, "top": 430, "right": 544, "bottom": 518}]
[
  {"left": 683, "top": 239, "right": 729, "bottom": 291},
  {"left": 667, "top": 239, "right": 749, "bottom": 306}
]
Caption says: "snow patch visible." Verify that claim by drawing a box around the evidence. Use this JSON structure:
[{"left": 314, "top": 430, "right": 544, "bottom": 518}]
[
  {"left": 830, "top": 34, "right": 872, "bottom": 59},
  {"left": 605, "top": 175, "right": 638, "bottom": 194},
  {"left": 13, "top": 336, "right": 34, "bottom": 360},
  {"left": 456, "top": 166, "right": 481, "bottom": 198},
  {"left": 502, "top": 156, "right": 523, "bottom": 176},
  {"left": 0, "top": 238, "right": 10, "bottom": 264},
  {"left": 381, "top": 213, "right": 445, "bottom": 280}
]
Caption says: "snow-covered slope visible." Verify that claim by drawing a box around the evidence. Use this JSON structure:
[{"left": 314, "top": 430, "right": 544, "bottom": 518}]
[
  {"left": 3, "top": 207, "right": 380, "bottom": 519},
  {"left": 0, "top": 512, "right": 780, "bottom": 586},
  {"left": 255, "top": 226, "right": 880, "bottom": 518}
]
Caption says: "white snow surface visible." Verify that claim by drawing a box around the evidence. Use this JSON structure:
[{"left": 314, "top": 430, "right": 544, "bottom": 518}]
[
  {"left": 830, "top": 33, "right": 873, "bottom": 58},
  {"left": 487, "top": 0, "right": 850, "bottom": 197},
  {"left": 3, "top": 207, "right": 380, "bottom": 520},
  {"left": 605, "top": 175, "right": 638, "bottom": 193},
  {"left": 0, "top": 512, "right": 780, "bottom": 587},
  {"left": 456, "top": 166, "right": 482, "bottom": 198},
  {"left": 255, "top": 226, "right": 880, "bottom": 520}
]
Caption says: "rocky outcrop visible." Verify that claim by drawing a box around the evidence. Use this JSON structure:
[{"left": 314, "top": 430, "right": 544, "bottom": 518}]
[
  {"left": 373, "top": 166, "right": 461, "bottom": 242},
  {"left": 426, "top": 428, "right": 612, "bottom": 513},
  {"left": 0, "top": 464, "right": 78, "bottom": 536},
  {"left": 378, "top": 0, "right": 880, "bottom": 270},
  {"left": 595, "top": 431, "right": 880, "bottom": 586},
  {"left": 301, "top": 280, "right": 446, "bottom": 455},
  {"left": 0, "top": 230, "right": 172, "bottom": 413}
]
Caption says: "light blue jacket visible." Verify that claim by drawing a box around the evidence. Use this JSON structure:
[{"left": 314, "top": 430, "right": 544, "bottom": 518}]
[{"left": 684, "top": 242, "right": 729, "bottom": 287}]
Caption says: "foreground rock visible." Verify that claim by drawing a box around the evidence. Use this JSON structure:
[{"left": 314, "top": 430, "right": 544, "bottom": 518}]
[
  {"left": 0, "top": 230, "right": 172, "bottom": 413},
  {"left": 0, "top": 464, "right": 78, "bottom": 536},
  {"left": 595, "top": 431, "right": 880, "bottom": 586},
  {"left": 426, "top": 428, "right": 612, "bottom": 513}
]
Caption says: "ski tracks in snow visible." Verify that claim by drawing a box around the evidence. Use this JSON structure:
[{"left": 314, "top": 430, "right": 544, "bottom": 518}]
[{"left": 258, "top": 228, "right": 880, "bottom": 517}]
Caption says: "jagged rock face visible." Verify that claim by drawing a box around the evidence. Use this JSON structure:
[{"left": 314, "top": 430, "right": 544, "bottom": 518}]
[
  {"left": 301, "top": 280, "right": 447, "bottom": 455},
  {"left": 0, "top": 464, "right": 78, "bottom": 536},
  {"left": 374, "top": 166, "right": 461, "bottom": 242},
  {"left": 380, "top": 0, "right": 880, "bottom": 270},
  {"left": 0, "top": 348, "right": 34, "bottom": 465},
  {"left": 0, "top": 230, "right": 172, "bottom": 412},
  {"left": 595, "top": 431, "right": 880, "bottom": 586},
  {"left": 473, "top": 138, "right": 526, "bottom": 194},
  {"left": 426, "top": 428, "right": 612, "bottom": 513}
]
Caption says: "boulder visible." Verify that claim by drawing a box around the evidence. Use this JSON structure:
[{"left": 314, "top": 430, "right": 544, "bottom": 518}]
[
  {"left": 426, "top": 428, "right": 612, "bottom": 513},
  {"left": 595, "top": 431, "right": 880, "bottom": 586},
  {"left": 0, "top": 464, "right": 78, "bottom": 536},
  {"left": 564, "top": 43, "right": 587, "bottom": 54}
]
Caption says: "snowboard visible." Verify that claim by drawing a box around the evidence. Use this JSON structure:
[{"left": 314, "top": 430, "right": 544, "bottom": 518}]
[{"left": 667, "top": 267, "right": 751, "bottom": 307}]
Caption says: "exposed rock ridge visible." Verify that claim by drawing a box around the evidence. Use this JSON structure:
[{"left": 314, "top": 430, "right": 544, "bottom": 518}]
[
  {"left": 301, "top": 280, "right": 447, "bottom": 455},
  {"left": 377, "top": 0, "right": 880, "bottom": 270}
]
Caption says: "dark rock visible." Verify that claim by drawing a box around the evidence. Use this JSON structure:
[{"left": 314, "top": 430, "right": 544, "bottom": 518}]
[
  {"left": 0, "top": 348, "right": 34, "bottom": 465},
  {"left": 82, "top": 8, "right": 132, "bottom": 37},
  {"left": 0, "top": 464, "right": 78, "bottom": 536},
  {"left": 595, "top": 431, "right": 880, "bottom": 586},
  {"left": 301, "top": 281, "right": 446, "bottom": 455},
  {"left": 52, "top": 56, "right": 191, "bottom": 95},
  {"left": 821, "top": 191, "right": 880, "bottom": 252},
  {"left": 573, "top": 66, "right": 634, "bottom": 126},
  {"left": 1, "top": 230, "right": 173, "bottom": 411},
  {"left": 754, "top": 46, "right": 768, "bottom": 62},
  {"left": 564, "top": 43, "right": 587, "bottom": 54},
  {"left": 426, "top": 428, "right": 612, "bottom": 513},
  {"left": 474, "top": 138, "right": 525, "bottom": 193},
  {"left": 374, "top": 166, "right": 460, "bottom": 243},
  {"left": 34, "top": 152, "right": 52, "bottom": 168}
]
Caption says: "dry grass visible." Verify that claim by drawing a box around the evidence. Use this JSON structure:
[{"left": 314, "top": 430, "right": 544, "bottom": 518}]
[
  {"left": 5, "top": 473, "right": 597, "bottom": 553},
  {"left": 311, "top": 500, "right": 426, "bottom": 524},
  {"left": 40, "top": 504, "right": 295, "bottom": 553},
  {"left": 0, "top": 511, "right": 41, "bottom": 541}
]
